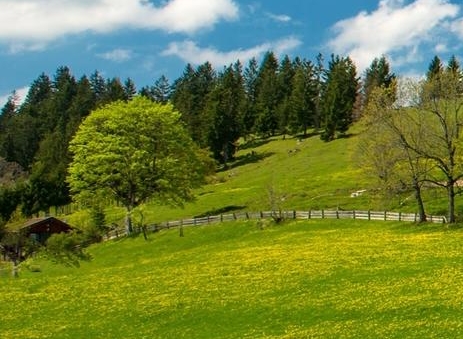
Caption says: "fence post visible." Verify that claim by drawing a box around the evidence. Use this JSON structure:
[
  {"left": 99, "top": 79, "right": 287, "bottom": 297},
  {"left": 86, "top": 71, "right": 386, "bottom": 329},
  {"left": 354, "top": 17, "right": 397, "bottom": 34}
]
[
  {"left": 207, "top": 216, "right": 210, "bottom": 224},
  {"left": 368, "top": 210, "right": 371, "bottom": 220},
  {"left": 353, "top": 210, "right": 356, "bottom": 220},
  {"left": 233, "top": 213, "right": 237, "bottom": 220},
  {"left": 399, "top": 212, "right": 401, "bottom": 221},
  {"left": 336, "top": 210, "right": 339, "bottom": 219},
  {"left": 322, "top": 209, "right": 325, "bottom": 219},
  {"left": 293, "top": 210, "right": 296, "bottom": 219},
  {"left": 220, "top": 214, "right": 223, "bottom": 222},
  {"left": 246, "top": 212, "right": 249, "bottom": 219},
  {"left": 308, "top": 210, "right": 311, "bottom": 219},
  {"left": 384, "top": 211, "right": 387, "bottom": 221}
]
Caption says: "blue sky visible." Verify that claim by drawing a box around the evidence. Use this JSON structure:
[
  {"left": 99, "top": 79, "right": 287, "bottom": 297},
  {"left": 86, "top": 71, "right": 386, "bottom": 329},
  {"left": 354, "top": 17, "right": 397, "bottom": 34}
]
[{"left": 1, "top": 0, "right": 463, "bottom": 106}]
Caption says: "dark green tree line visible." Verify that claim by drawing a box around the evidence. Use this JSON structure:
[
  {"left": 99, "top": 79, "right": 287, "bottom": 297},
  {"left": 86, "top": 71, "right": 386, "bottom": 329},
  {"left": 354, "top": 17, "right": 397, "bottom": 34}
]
[{"left": 0, "top": 51, "right": 377, "bottom": 220}]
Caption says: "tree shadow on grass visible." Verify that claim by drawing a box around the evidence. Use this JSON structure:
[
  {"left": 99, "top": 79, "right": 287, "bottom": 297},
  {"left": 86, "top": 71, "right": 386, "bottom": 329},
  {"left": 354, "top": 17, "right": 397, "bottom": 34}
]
[
  {"left": 194, "top": 205, "right": 247, "bottom": 218},
  {"left": 217, "top": 151, "right": 274, "bottom": 172},
  {"left": 337, "top": 132, "right": 357, "bottom": 139},
  {"left": 238, "top": 138, "right": 273, "bottom": 150},
  {"left": 294, "top": 131, "right": 321, "bottom": 140}
]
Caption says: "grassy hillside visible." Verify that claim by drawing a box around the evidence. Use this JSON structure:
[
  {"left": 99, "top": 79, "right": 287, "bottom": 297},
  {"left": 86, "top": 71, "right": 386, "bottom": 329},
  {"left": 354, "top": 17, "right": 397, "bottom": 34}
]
[
  {"left": 2, "top": 219, "right": 463, "bottom": 338},
  {"left": 66, "top": 131, "right": 453, "bottom": 229},
  {"left": 2, "top": 132, "right": 462, "bottom": 338}
]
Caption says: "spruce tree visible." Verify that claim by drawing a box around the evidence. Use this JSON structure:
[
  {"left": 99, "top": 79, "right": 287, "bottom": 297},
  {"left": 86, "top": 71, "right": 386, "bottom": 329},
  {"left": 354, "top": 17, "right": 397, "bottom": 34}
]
[
  {"left": 362, "top": 56, "right": 395, "bottom": 110},
  {"left": 255, "top": 52, "right": 280, "bottom": 137},
  {"left": 288, "top": 60, "right": 318, "bottom": 136},
  {"left": 206, "top": 64, "right": 245, "bottom": 164},
  {"left": 171, "top": 63, "right": 216, "bottom": 147},
  {"left": 320, "top": 55, "right": 359, "bottom": 141},
  {"left": 152, "top": 75, "right": 171, "bottom": 104},
  {"left": 276, "top": 55, "right": 296, "bottom": 137},
  {"left": 426, "top": 55, "right": 443, "bottom": 81},
  {"left": 123, "top": 78, "right": 137, "bottom": 101},
  {"left": 242, "top": 57, "right": 259, "bottom": 138}
]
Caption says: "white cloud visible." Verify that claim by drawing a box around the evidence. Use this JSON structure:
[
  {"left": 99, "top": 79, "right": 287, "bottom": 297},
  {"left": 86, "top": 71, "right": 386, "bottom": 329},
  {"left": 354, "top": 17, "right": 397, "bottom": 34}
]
[
  {"left": 266, "top": 13, "right": 292, "bottom": 23},
  {"left": 161, "top": 37, "right": 302, "bottom": 67},
  {"left": 451, "top": 18, "right": 463, "bottom": 38},
  {"left": 97, "top": 48, "right": 133, "bottom": 62},
  {"left": 435, "top": 43, "right": 448, "bottom": 53},
  {"left": 0, "top": 0, "right": 239, "bottom": 51},
  {"left": 327, "top": 0, "right": 460, "bottom": 73}
]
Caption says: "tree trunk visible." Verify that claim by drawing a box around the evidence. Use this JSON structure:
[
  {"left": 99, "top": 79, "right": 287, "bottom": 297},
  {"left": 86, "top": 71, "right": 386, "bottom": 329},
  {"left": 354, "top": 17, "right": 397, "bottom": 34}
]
[
  {"left": 141, "top": 225, "right": 148, "bottom": 241},
  {"left": 447, "top": 181, "right": 456, "bottom": 223},
  {"left": 12, "top": 259, "right": 18, "bottom": 278},
  {"left": 413, "top": 179, "right": 427, "bottom": 223},
  {"left": 125, "top": 208, "right": 134, "bottom": 234}
]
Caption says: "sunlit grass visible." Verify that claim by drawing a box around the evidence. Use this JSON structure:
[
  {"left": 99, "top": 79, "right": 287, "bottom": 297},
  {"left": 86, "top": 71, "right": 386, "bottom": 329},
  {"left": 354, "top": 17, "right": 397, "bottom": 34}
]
[
  {"left": 61, "top": 129, "right": 456, "bottom": 230},
  {"left": 3, "top": 220, "right": 463, "bottom": 338}
]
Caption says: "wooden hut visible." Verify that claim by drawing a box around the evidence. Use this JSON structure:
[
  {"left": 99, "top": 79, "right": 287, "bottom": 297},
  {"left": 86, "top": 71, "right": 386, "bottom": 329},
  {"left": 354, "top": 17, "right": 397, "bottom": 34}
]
[
  {"left": 1, "top": 216, "right": 73, "bottom": 263},
  {"left": 19, "top": 216, "right": 73, "bottom": 244}
]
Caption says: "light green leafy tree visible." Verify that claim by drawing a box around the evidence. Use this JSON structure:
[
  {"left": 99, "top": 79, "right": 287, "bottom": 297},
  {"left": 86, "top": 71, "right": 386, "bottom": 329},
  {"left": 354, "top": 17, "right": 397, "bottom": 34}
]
[{"left": 67, "top": 96, "right": 213, "bottom": 234}]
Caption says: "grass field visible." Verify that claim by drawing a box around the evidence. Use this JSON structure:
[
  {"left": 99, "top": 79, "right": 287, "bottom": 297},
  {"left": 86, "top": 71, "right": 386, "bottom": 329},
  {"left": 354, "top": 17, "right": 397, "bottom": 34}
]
[
  {"left": 4, "top": 131, "right": 463, "bottom": 338},
  {"left": 2, "top": 219, "right": 463, "bottom": 338},
  {"left": 65, "top": 131, "right": 454, "bottom": 229}
]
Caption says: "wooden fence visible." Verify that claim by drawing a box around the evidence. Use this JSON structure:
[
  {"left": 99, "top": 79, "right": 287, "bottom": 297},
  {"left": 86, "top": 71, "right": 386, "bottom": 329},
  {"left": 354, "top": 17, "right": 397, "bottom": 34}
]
[{"left": 104, "top": 210, "right": 446, "bottom": 239}]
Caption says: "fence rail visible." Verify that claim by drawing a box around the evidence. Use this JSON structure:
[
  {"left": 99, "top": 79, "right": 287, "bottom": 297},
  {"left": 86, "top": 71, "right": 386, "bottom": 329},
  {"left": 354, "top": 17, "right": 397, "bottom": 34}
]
[{"left": 104, "top": 210, "right": 446, "bottom": 240}]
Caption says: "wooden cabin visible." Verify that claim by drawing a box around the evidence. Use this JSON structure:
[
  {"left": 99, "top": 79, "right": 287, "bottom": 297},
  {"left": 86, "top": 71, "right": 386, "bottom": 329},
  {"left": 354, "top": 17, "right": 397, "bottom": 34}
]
[
  {"left": 20, "top": 217, "right": 73, "bottom": 244},
  {"left": 1, "top": 217, "right": 73, "bottom": 263}
]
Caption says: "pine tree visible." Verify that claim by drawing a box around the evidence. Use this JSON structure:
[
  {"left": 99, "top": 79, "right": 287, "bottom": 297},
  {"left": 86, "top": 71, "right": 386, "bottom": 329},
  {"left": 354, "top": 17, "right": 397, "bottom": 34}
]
[
  {"left": 288, "top": 60, "right": 318, "bottom": 136},
  {"left": 123, "top": 78, "right": 137, "bottom": 101},
  {"left": 446, "top": 55, "right": 463, "bottom": 93},
  {"left": 104, "top": 78, "right": 126, "bottom": 103},
  {"left": 206, "top": 64, "right": 245, "bottom": 164},
  {"left": 152, "top": 75, "right": 171, "bottom": 104},
  {"left": 242, "top": 57, "right": 259, "bottom": 138},
  {"left": 426, "top": 55, "right": 443, "bottom": 81},
  {"left": 362, "top": 56, "right": 395, "bottom": 111},
  {"left": 6, "top": 73, "right": 53, "bottom": 169},
  {"left": 255, "top": 52, "right": 280, "bottom": 137},
  {"left": 424, "top": 56, "right": 445, "bottom": 101},
  {"left": 313, "top": 53, "right": 325, "bottom": 129},
  {"left": 51, "top": 66, "right": 77, "bottom": 133},
  {"left": 0, "top": 93, "right": 18, "bottom": 162},
  {"left": 89, "top": 70, "right": 107, "bottom": 106},
  {"left": 320, "top": 55, "right": 359, "bottom": 141},
  {"left": 276, "top": 55, "right": 296, "bottom": 137},
  {"left": 171, "top": 63, "right": 216, "bottom": 147}
]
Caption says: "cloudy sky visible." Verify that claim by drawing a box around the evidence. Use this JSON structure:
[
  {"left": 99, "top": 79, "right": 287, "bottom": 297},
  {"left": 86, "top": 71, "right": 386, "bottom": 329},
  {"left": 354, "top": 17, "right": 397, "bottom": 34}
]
[{"left": 1, "top": 0, "right": 463, "bottom": 105}]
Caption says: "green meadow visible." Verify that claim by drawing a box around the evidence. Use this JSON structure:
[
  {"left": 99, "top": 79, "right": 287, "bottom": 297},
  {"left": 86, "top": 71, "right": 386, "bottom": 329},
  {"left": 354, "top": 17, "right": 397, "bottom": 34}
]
[
  {"left": 2, "top": 220, "right": 463, "bottom": 338},
  {"left": 2, "top": 132, "right": 463, "bottom": 338},
  {"left": 67, "top": 131, "right": 452, "bottom": 229}
]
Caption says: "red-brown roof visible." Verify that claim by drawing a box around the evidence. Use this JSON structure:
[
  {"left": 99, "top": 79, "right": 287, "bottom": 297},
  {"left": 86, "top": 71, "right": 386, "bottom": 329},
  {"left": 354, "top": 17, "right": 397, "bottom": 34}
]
[{"left": 20, "top": 217, "right": 72, "bottom": 234}]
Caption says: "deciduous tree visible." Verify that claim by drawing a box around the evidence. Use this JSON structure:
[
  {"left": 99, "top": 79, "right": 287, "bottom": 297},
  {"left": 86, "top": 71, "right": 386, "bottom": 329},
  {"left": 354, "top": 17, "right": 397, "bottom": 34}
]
[{"left": 68, "top": 97, "right": 213, "bottom": 234}]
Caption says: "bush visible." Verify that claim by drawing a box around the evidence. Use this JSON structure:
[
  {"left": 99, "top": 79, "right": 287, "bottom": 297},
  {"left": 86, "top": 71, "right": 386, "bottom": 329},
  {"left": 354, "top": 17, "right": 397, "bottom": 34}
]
[{"left": 44, "top": 232, "right": 91, "bottom": 267}]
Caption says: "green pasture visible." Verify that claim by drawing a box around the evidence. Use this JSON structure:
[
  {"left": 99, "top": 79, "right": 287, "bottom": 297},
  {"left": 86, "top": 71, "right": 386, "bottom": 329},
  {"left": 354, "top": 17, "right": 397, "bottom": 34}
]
[
  {"left": 65, "top": 131, "right": 454, "bottom": 229},
  {"left": 2, "top": 219, "right": 463, "bottom": 338}
]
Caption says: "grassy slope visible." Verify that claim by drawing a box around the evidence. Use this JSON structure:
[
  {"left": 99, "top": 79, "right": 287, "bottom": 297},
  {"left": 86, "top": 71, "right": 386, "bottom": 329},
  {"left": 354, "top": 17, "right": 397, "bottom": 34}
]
[
  {"left": 3, "top": 132, "right": 461, "bottom": 338},
  {"left": 139, "top": 131, "right": 451, "bottom": 223},
  {"left": 67, "top": 131, "right": 451, "bottom": 229},
  {"left": 2, "top": 220, "right": 463, "bottom": 338}
]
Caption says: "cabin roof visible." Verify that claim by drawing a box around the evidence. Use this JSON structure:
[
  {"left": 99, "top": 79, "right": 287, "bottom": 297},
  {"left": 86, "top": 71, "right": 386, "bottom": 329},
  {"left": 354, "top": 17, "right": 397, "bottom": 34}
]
[{"left": 7, "top": 216, "right": 72, "bottom": 233}]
